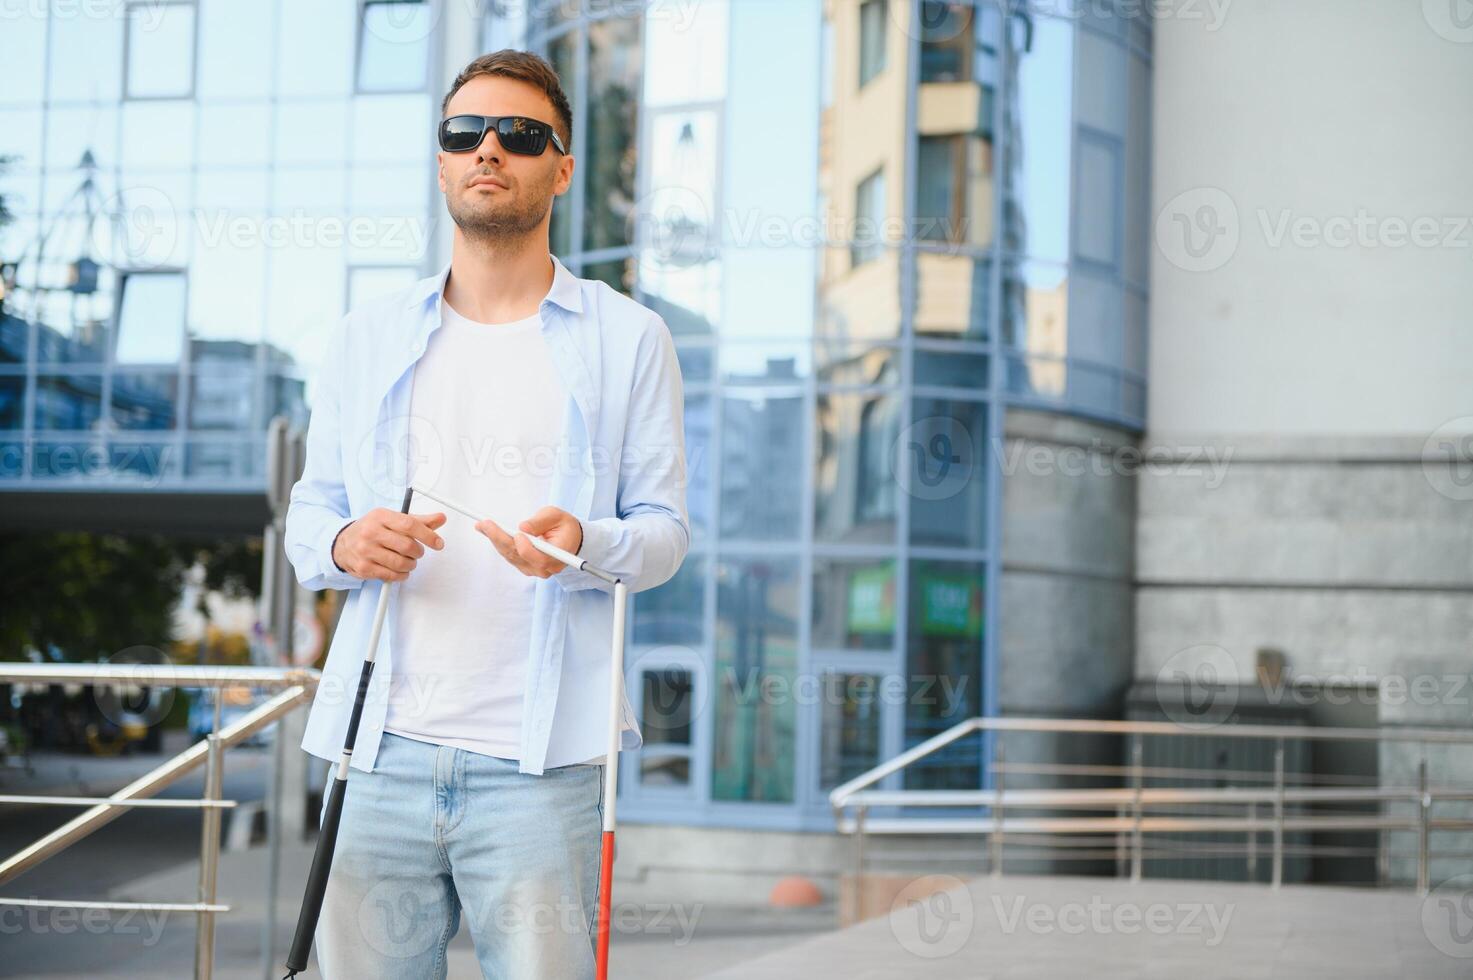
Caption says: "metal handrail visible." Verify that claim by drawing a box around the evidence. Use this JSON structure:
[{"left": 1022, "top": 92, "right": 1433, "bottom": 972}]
[
  {"left": 0, "top": 664, "right": 320, "bottom": 980},
  {"left": 829, "top": 716, "right": 1473, "bottom": 900}
]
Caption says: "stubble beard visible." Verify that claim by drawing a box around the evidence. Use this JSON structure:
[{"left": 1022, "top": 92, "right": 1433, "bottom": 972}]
[{"left": 446, "top": 169, "right": 555, "bottom": 248}]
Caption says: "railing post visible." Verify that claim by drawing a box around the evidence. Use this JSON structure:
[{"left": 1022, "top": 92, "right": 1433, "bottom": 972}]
[
  {"left": 852, "top": 804, "right": 868, "bottom": 920},
  {"left": 1417, "top": 756, "right": 1430, "bottom": 897},
  {"left": 1271, "top": 738, "right": 1284, "bottom": 889},
  {"left": 1130, "top": 738, "right": 1143, "bottom": 883},
  {"left": 1246, "top": 801, "right": 1257, "bottom": 882},
  {"left": 194, "top": 733, "right": 224, "bottom": 980},
  {"left": 989, "top": 735, "right": 1004, "bottom": 878}
]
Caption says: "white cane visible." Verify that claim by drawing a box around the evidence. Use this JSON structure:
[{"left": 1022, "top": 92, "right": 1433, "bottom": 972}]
[{"left": 412, "top": 486, "right": 626, "bottom": 980}]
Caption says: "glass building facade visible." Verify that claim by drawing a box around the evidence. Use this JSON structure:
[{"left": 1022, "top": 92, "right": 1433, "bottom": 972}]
[{"left": 0, "top": 0, "right": 1151, "bottom": 830}]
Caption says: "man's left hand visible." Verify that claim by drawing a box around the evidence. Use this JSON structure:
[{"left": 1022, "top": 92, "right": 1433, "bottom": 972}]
[{"left": 476, "top": 505, "right": 583, "bottom": 579}]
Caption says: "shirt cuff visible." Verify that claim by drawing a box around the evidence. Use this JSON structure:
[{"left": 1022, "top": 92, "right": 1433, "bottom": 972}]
[{"left": 318, "top": 514, "right": 361, "bottom": 589}]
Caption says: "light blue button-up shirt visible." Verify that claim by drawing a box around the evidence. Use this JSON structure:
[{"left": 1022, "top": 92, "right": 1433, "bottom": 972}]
[{"left": 285, "top": 254, "right": 688, "bottom": 775}]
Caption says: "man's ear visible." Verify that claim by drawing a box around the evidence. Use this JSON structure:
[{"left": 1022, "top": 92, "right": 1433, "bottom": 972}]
[
  {"left": 435, "top": 151, "right": 447, "bottom": 194},
  {"left": 555, "top": 154, "right": 576, "bottom": 196}
]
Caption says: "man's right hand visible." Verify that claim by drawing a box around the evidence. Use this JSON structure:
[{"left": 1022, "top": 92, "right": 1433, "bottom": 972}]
[{"left": 332, "top": 509, "right": 447, "bottom": 582}]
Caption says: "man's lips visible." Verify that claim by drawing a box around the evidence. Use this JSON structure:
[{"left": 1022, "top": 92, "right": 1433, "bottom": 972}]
[{"left": 468, "top": 174, "right": 509, "bottom": 190}]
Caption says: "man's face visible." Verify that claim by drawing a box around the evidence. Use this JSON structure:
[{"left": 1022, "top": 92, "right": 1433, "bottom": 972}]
[{"left": 437, "top": 75, "right": 574, "bottom": 243}]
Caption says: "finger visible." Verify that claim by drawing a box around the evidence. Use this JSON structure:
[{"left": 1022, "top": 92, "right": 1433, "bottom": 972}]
[
  {"left": 366, "top": 544, "right": 415, "bottom": 574},
  {"left": 361, "top": 561, "right": 409, "bottom": 583},
  {"left": 514, "top": 534, "right": 559, "bottom": 578},
  {"left": 372, "top": 527, "right": 424, "bottom": 559},
  {"left": 477, "top": 520, "right": 537, "bottom": 575},
  {"left": 392, "top": 512, "right": 447, "bottom": 551},
  {"left": 518, "top": 505, "right": 565, "bottom": 535}
]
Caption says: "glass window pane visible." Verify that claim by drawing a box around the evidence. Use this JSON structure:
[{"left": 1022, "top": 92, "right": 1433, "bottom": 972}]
[
  {"left": 914, "top": 347, "right": 989, "bottom": 389},
  {"left": 116, "top": 272, "right": 187, "bottom": 365},
  {"left": 197, "top": 0, "right": 271, "bottom": 99},
  {"left": 819, "top": 671, "right": 883, "bottom": 790},
  {"left": 583, "top": 15, "right": 641, "bottom": 253},
  {"left": 0, "top": 377, "right": 24, "bottom": 429},
  {"left": 547, "top": 29, "right": 577, "bottom": 258},
  {"left": 815, "top": 343, "right": 898, "bottom": 387},
  {"left": 713, "top": 557, "right": 798, "bottom": 802},
  {"left": 905, "top": 559, "right": 984, "bottom": 789},
  {"left": 851, "top": 168, "right": 885, "bottom": 268},
  {"left": 639, "top": 668, "right": 694, "bottom": 787},
  {"left": 811, "top": 557, "right": 896, "bottom": 651},
  {"left": 1004, "top": 14, "right": 1074, "bottom": 263},
  {"left": 719, "top": 391, "right": 803, "bottom": 541},
  {"left": 34, "top": 374, "right": 102, "bottom": 430},
  {"left": 357, "top": 0, "right": 432, "bottom": 92},
  {"left": 110, "top": 371, "right": 178, "bottom": 430},
  {"left": 1001, "top": 259, "right": 1067, "bottom": 357},
  {"left": 1075, "top": 133, "right": 1121, "bottom": 269},
  {"left": 278, "top": 1, "right": 354, "bottom": 97},
  {"left": 906, "top": 398, "right": 988, "bottom": 549},
  {"left": 189, "top": 368, "right": 255, "bottom": 431},
  {"left": 126, "top": 2, "right": 196, "bottom": 99},
  {"left": 1067, "top": 271, "right": 1121, "bottom": 367},
  {"left": 684, "top": 394, "right": 713, "bottom": 544},
  {"left": 915, "top": 253, "right": 990, "bottom": 341},
  {"left": 644, "top": 0, "right": 728, "bottom": 107},
  {"left": 859, "top": 0, "right": 888, "bottom": 87},
  {"left": 633, "top": 556, "right": 706, "bottom": 647},
  {"left": 815, "top": 391, "right": 899, "bottom": 545}
]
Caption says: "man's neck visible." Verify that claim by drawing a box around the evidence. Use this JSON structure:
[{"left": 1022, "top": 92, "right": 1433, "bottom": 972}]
[{"left": 442, "top": 231, "right": 555, "bottom": 324}]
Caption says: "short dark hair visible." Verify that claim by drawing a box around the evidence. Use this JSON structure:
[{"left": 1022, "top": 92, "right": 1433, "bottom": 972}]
[{"left": 442, "top": 49, "right": 574, "bottom": 153}]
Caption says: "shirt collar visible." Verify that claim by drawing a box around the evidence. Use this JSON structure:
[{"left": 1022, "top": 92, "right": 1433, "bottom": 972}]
[{"left": 405, "top": 253, "right": 585, "bottom": 315}]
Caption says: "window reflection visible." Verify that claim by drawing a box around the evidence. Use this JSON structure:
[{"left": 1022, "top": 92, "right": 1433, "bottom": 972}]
[
  {"left": 915, "top": 253, "right": 990, "bottom": 341},
  {"left": 633, "top": 555, "right": 706, "bottom": 647},
  {"left": 858, "top": 0, "right": 888, "bottom": 88},
  {"left": 0, "top": 377, "right": 23, "bottom": 429},
  {"left": 1002, "top": 11, "right": 1073, "bottom": 264},
  {"left": 713, "top": 557, "right": 798, "bottom": 802},
  {"left": 815, "top": 391, "right": 899, "bottom": 545},
  {"left": 34, "top": 374, "right": 102, "bottom": 430},
  {"left": 357, "top": 0, "right": 432, "bottom": 93},
  {"left": 125, "top": 1, "right": 196, "bottom": 100},
  {"left": 819, "top": 671, "right": 883, "bottom": 790},
  {"left": 1001, "top": 258, "right": 1067, "bottom": 396},
  {"left": 110, "top": 371, "right": 177, "bottom": 430},
  {"left": 640, "top": 668, "right": 694, "bottom": 787},
  {"left": 905, "top": 558, "right": 984, "bottom": 789},
  {"left": 907, "top": 397, "right": 987, "bottom": 549},
  {"left": 584, "top": 15, "right": 641, "bottom": 254},
  {"left": 115, "top": 271, "right": 187, "bottom": 366},
  {"left": 812, "top": 558, "right": 896, "bottom": 651},
  {"left": 719, "top": 390, "right": 802, "bottom": 541}
]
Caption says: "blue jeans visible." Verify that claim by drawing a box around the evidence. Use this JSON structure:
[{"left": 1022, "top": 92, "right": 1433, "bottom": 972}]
[{"left": 315, "top": 732, "right": 604, "bottom": 979}]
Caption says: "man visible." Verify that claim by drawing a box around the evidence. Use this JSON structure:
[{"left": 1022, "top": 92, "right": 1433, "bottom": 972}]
[{"left": 284, "top": 50, "right": 688, "bottom": 978}]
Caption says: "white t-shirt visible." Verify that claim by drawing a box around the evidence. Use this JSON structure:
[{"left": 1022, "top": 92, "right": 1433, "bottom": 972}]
[{"left": 383, "top": 299, "right": 566, "bottom": 761}]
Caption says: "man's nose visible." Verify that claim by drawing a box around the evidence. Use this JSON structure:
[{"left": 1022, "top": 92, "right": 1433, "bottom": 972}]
[{"left": 474, "top": 129, "right": 505, "bottom": 165}]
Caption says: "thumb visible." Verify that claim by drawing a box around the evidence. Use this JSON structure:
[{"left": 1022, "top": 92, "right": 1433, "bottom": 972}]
[
  {"left": 415, "top": 511, "right": 448, "bottom": 529},
  {"left": 518, "top": 506, "right": 564, "bottom": 535}
]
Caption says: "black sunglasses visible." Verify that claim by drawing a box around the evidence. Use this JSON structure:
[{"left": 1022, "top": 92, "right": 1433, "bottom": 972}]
[{"left": 438, "top": 114, "right": 568, "bottom": 156}]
